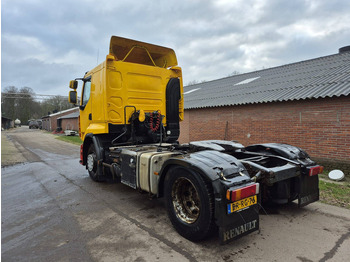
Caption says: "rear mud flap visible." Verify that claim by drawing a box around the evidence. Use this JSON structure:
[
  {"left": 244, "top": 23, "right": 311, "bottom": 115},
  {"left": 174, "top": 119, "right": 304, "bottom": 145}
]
[
  {"left": 298, "top": 175, "right": 319, "bottom": 207},
  {"left": 216, "top": 202, "right": 260, "bottom": 244}
]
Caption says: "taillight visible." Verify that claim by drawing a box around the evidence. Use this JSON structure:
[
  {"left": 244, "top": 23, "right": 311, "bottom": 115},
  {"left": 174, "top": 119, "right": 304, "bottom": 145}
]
[
  {"left": 308, "top": 166, "right": 323, "bottom": 176},
  {"left": 80, "top": 144, "right": 83, "bottom": 164},
  {"left": 226, "top": 183, "right": 259, "bottom": 202}
]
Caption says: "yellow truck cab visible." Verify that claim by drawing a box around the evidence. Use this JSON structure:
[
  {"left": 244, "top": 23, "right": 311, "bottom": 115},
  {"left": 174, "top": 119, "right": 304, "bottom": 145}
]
[{"left": 70, "top": 36, "right": 183, "bottom": 144}]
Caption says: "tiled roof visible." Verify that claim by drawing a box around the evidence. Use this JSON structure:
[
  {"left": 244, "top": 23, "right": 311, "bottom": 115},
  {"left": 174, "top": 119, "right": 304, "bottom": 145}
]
[
  {"left": 57, "top": 111, "right": 79, "bottom": 119},
  {"left": 42, "top": 107, "right": 79, "bottom": 118},
  {"left": 183, "top": 49, "right": 350, "bottom": 109}
]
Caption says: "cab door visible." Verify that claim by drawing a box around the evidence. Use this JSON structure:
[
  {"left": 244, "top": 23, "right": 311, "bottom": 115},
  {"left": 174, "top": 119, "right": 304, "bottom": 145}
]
[{"left": 79, "top": 76, "right": 92, "bottom": 139}]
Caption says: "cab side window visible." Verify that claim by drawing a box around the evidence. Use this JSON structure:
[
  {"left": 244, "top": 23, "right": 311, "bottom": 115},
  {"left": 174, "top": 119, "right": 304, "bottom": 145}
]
[{"left": 82, "top": 78, "right": 91, "bottom": 107}]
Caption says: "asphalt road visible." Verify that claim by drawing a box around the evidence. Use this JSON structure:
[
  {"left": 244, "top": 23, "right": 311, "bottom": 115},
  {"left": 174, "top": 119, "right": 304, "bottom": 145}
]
[{"left": 2, "top": 127, "right": 350, "bottom": 262}]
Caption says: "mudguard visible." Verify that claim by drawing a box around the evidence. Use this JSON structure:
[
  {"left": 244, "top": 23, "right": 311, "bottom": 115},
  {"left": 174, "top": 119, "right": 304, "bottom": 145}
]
[
  {"left": 81, "top": 134, "right": 104, "bottom": 177},
  {"left": 160, "top": 150, "right": 248, "bottom": 181},
  {"left": 244, "top": 143, "right": 312, "bottom": 161},
  {"left": 158, "top": 150, "right": 260, "bottom": 244},
  {"left": 189, "top": 140, "right": 245, "bottom": 152},
  {"left": 245, "top": 143, "right": 320, "bottom": 206},
  {"left": 82, "top": 134, "right": 103, "bottom": 164},
  {"left": 298, "top": 173, "right": 319, "bottom": 207}
]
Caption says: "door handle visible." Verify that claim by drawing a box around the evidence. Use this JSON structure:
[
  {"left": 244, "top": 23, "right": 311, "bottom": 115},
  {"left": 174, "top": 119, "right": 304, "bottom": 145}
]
[{"left": 89, "top": 113, "right": 92, "bottom": 120}]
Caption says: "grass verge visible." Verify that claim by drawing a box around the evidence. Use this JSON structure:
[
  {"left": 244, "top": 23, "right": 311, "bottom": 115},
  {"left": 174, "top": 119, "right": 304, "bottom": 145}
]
[
  {"left": 55, "top": 135, "right": 82, "bottom": 145},
  {"left": 1, "top": 131, "right": 26, "bottom": 166},
  {"left": 319, "top": 179, "right": 350, "bottom": 209}
]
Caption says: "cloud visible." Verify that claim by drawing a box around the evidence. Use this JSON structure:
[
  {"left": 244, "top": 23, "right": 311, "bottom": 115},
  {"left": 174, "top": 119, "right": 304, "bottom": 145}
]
[
  {"left": 3, "top": 58, "right": 81, "bottom": 94},
  {"left": 2, "top": 0, "right": 350, "bottom": 95}
]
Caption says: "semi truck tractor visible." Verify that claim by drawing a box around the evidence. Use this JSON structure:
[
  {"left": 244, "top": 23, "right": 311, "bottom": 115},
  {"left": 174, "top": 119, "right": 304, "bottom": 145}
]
[{"left": 68, "top": 36, "right": 322, "bottom": 244}]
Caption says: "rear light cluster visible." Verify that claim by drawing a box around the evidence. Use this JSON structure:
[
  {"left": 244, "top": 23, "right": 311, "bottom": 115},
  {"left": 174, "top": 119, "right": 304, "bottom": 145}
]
[
  {"left": 226, "top": 183, "right": 259, "bottom": 202},
  {"left": 308, "top": 166, "right": 324, "bottom": 176}
]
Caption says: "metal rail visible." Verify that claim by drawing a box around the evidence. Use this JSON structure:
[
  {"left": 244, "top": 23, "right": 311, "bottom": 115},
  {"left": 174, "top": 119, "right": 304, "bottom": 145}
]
[{"left": 1, "top": 92, "right": 80, "bottom": 103}]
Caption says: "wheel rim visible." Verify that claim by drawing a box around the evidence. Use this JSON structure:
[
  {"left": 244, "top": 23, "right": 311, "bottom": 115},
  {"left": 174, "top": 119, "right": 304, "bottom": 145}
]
[
  {"left": 87, "top": 153, "right": 95, "bottom": 172},
  {"left": 171, "top": 177, "right": 200, "bottom": 224}
]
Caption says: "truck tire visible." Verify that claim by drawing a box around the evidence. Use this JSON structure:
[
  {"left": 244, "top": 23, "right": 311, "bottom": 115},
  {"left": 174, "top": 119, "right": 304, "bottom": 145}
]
[
  {"left": 164, "top": 166, "right": 215, "bottom": 241},
  {"left": 87, "top": 144, "right": 103, "bottom": 182}
]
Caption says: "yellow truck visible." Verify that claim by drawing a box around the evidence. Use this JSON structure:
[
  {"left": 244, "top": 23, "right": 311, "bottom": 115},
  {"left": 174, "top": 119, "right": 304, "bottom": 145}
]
[{"left": 68, "top": 36, "right": 322, "bottom": 243}]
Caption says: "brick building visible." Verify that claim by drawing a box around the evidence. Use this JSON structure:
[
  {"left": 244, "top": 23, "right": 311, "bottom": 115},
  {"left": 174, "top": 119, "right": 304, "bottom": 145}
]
[
  {"left": 42, "top": 107, "right": 79, "bottom": 132},
  {"left": 179, "top": 47, "right": 350, "bottom": 163},
  {"left": 57, "top": 111, "right": 79, "bottom": 131}
]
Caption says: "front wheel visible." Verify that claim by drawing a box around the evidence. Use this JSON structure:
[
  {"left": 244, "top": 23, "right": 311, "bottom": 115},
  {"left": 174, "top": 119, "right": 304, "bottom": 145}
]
[
  {"left": 164, "top": 166, "right": 215, "bottom": 241},
  {"left": 87, "top": 144, "right": 104, "bottom": 182}
]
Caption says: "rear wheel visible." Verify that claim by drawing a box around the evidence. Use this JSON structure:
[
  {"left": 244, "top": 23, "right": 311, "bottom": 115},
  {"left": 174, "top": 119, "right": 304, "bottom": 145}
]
[
  {"left": 87, "top": 144, "right": 103, "bottom": 182},
  {"left": 164, "top": 166, "right": 215, "bottom": 241}
]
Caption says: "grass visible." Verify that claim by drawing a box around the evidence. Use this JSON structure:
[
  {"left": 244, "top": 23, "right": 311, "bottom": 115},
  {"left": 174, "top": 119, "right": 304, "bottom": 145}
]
[
  {"left": 317, "top": 165, "right": 350, "bottom": 209},
  {"left": 1, "top": 131, "right": 26, "bottom": 166},
  {"left": 319, "top": 179, "right": 350, "bottom": 209},
  {"left": 55, "top": 135, "right": 82, "bottom": 145}
]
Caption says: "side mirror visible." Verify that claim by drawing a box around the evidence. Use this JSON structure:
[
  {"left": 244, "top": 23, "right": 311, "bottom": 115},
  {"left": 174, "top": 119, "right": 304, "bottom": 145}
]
[
  {"left": 68, "top": 91, "right": 77, "bottom": 104},
  {"left": 69, "top": 80, "right": 78, "bottom": 89}
]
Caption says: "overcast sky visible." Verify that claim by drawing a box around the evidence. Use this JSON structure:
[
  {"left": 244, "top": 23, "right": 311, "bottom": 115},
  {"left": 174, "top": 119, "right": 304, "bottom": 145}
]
[{"left": 2, "top": 0, "right": 350, "bottom": 96}]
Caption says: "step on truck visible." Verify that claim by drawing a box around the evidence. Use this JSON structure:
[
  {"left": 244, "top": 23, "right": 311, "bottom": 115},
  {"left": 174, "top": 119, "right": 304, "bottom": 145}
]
[{"left": 68, "top": 36, "right": 323, "bottom": 244}]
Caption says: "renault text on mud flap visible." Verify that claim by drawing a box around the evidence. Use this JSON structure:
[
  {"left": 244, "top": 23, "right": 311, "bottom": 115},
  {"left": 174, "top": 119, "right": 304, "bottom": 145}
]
[{"left": 222, "top": 220, "right": 258, "bottom": 242}]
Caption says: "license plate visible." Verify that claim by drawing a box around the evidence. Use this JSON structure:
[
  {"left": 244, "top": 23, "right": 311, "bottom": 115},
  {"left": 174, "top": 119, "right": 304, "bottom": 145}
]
[{"left": 227, "top": 195, "right": 257, "bottom": 214}]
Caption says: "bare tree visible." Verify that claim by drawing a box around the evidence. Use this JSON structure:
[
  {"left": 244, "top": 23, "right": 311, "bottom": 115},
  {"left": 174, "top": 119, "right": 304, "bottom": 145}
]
[
  {"left": 2, "top": 86, "right": 75, "bottom": 123},
  {"left": 1, "top": 86, "right": 18, "bottom": 120},
  {"left": 227, "top": 71, "right": 241, "bottom": 76},
  {"left": 186, "top": 80, "right": 207, "bottom": 86},
  {"left": 16, "top": 87, "right": 37, "bottom": 123},
  {"left": 41, "top": 95, "right": 74, "bottom": 116}
]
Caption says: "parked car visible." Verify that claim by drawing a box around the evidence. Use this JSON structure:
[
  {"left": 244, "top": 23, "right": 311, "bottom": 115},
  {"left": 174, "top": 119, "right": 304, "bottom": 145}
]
[
  {"left": 29, "top": 120, "right": 39, "bottom": 129},
  {"left": 37, "top": 119, "right": 42, "bottom": 129},
  {"left": 29, "top": 119, "right": 42, "bottom": 129}
]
